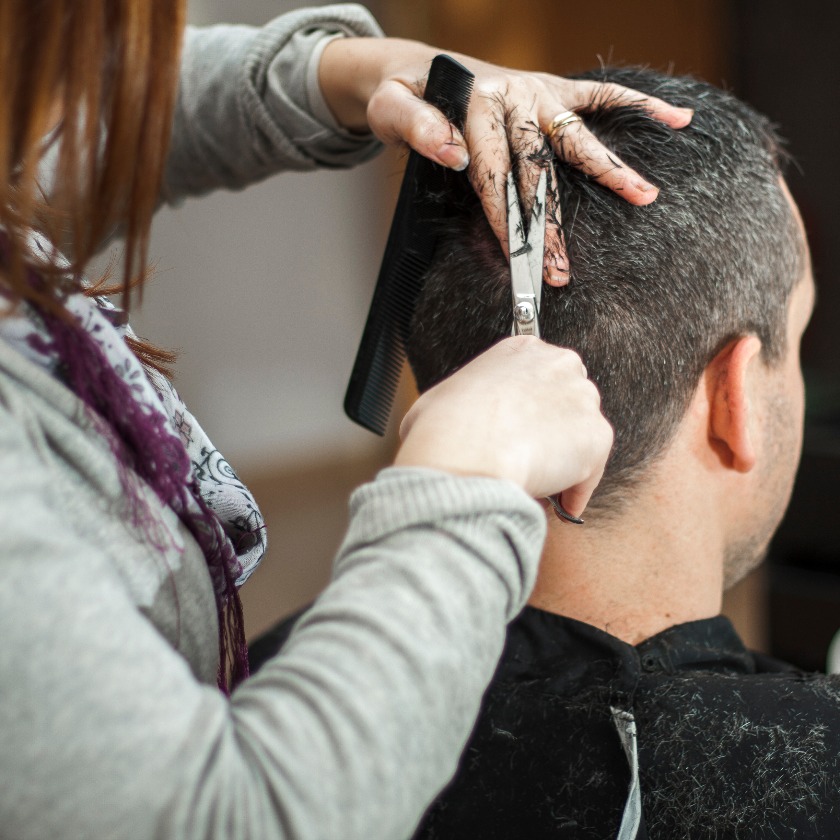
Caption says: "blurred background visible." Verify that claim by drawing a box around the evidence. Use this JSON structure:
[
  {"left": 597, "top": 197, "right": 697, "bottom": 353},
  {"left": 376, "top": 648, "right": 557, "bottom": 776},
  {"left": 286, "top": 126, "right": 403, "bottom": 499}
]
[{"left": 127, "top": 0, "right": 840, "bottom": 666}]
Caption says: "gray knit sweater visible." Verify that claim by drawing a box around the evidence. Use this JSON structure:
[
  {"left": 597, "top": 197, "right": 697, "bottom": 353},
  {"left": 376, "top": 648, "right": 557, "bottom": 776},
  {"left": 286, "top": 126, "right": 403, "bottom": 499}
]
[{"left": 0, "top": 6, "right": 545, "bottom": 840}]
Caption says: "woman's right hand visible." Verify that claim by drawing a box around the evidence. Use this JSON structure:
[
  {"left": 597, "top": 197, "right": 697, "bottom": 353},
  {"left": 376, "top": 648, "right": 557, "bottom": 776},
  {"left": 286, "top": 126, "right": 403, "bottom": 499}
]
[{"left": 395, "top": 336, "right": 613, "bottom": 518}]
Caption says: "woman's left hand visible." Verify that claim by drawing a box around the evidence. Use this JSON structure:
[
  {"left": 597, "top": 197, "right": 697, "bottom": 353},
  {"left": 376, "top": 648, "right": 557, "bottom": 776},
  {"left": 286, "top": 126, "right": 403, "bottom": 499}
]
[{"left": 319, "top": 37, "right": 692, "bottom": 285}]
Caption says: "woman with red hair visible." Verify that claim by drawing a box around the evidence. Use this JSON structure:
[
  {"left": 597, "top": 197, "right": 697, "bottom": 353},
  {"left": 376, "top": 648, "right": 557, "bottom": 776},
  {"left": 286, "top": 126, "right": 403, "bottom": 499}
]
[{"left": 0, "top": 3, "right": 686, "bottom": 837}]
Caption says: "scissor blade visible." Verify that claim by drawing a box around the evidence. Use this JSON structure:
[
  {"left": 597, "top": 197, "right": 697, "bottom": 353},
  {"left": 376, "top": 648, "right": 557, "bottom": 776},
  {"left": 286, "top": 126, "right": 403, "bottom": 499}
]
[
  {"left": 507, "top": 172, "right": 527, "bottom": 258},
  {"left": 527, "top": 169, "right": 547, "bottom": 311},
  {"left": 507, "top": 172, "right": 540, "bottom": 338}
]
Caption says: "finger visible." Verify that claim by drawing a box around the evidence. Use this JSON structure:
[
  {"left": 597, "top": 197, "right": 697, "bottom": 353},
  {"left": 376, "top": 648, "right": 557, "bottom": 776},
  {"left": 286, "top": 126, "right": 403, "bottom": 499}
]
[
  {"left": 503, "top": 108, "right": 570, "bottom": 288},
  {"left": 367, "top": 79, "right": 470, "bottom": 171},
  {"left": 543, "top": 161, "right": 569, "bottom": 287},
  {"left": 544, "top": 113, "right": 659, "bottom": 206},
  {"left": 467, "top": 95, "right": 570, "bottom": 284},
  {"left": 463, "top": 95, "right": 514, "bottom": 258},
  {"left": 557, "top": 473, "right": 601, "bottom": 520},
  {"left": 565, "top": 80, "right": 693, "bottom": 129},
  {"left": 557, "top": 424, "right": 612, "bottom": 517}
]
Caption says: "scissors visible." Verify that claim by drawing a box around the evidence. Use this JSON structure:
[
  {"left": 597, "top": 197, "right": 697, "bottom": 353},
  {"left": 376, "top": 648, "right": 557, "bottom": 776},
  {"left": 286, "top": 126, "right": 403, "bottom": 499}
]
[
  {"left": 506, "top": 169, "right": 584, "bottom": 525},
  {"left": 507, "top": 169, "right": 547, "bottom": 339}
]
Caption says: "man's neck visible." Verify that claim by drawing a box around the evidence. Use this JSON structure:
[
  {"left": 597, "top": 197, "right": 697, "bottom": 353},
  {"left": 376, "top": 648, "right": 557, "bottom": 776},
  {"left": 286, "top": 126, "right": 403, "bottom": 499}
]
[{"left": 529, "top": 485, "right": 725, "bottom": 646}]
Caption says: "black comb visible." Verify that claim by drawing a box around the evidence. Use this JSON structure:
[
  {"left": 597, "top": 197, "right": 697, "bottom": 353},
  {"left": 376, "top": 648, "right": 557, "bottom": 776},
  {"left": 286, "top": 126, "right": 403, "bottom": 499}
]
[{"left": 344, "top": 54, "right": 475, "bottom": 435}]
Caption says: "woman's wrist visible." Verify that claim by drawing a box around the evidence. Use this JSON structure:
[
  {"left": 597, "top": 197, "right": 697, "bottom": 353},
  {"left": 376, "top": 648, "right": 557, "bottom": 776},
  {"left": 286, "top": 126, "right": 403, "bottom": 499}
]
[{"left": 318, "top": 37, "right": 436, "bottom": 134}]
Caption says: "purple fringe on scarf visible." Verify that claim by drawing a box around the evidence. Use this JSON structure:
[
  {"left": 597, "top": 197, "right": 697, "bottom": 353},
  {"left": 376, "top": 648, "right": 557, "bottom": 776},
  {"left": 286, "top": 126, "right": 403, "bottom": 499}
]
[{"left": 11, "top": 254, "right": 249, "bottom": 692}]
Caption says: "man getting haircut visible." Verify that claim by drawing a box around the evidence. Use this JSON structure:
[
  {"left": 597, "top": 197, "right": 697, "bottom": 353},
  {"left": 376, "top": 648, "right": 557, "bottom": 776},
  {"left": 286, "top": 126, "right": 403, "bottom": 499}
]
[{"left": 407, "top": 68, "right": 839, "bottom": 839}]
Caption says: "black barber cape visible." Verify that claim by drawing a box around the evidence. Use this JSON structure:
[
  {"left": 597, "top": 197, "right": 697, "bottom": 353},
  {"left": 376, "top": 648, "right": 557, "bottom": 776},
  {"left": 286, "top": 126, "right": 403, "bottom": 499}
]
[
  {"left": 249, "top": 607, "right": 840, "bottom": 839},
  {"left": 414, "top": 608, "right": 840, "bottom": 840}
]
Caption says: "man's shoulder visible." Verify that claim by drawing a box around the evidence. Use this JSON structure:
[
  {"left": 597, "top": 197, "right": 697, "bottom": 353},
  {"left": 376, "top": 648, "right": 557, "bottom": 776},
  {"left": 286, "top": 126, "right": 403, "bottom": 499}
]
[{"left": 412, "top": 609, "right": 840, "bottom": 840}]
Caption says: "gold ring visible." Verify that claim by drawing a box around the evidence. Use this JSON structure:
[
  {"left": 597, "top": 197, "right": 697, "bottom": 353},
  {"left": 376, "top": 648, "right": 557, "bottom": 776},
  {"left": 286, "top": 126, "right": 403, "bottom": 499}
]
[{"left": 547, "top": 110, "right": 583, "bottom": 137}]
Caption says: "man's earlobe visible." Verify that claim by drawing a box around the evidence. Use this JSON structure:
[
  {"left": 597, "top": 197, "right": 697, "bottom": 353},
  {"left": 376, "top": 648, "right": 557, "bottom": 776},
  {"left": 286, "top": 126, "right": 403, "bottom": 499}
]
[{"left": 707, "top": 336, "right": 763, "bottom": 473}]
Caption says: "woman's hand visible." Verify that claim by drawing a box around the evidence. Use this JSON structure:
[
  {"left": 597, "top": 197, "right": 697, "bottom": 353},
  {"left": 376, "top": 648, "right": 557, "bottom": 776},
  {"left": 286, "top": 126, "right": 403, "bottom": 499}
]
[
  {"left": 319, "top": 37, "right": 692, "bottom": 285},
  {"left": 394, "top": 337, "right": 613, "bottom": 518}
]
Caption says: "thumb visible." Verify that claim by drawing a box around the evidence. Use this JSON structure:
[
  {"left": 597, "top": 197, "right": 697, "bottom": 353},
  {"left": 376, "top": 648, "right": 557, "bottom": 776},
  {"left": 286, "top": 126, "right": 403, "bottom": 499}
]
[{"left": 367, "top": 80, "right": 470, "bottom": 171}]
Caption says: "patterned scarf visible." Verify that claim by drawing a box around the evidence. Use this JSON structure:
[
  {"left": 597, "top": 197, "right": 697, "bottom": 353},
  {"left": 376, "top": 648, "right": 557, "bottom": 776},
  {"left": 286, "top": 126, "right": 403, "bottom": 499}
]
[{"left": 0, "top": 234, "right": 266, "bottom": 692}]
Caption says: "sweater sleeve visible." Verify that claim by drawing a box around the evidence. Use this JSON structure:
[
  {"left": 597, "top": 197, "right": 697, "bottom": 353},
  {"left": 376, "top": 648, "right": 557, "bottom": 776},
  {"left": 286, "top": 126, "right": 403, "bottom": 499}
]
[
  {"left": 0, "top": 381, "right": 545, "bottom": 840},
  {"left": 162, "top": 4, "right": 384, "bottom": 203}
]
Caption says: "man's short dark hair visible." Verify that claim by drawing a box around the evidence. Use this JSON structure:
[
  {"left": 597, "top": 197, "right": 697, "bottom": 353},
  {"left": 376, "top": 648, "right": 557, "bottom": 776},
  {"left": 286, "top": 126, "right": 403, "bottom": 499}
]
[{"left": 406, "top": 67, "right": 805, "bottom": 512}]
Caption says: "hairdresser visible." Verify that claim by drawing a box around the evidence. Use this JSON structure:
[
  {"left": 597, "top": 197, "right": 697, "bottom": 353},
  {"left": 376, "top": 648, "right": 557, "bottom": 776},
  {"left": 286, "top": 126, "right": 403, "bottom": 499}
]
[{"left": 0, "top": 3, "right": 691, "bottom": 839}]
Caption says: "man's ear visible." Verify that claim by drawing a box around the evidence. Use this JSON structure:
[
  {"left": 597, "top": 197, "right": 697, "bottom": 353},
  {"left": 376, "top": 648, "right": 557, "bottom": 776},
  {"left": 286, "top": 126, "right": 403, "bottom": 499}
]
[{"left": 706, "top": 336, "right": 763, "bottom": 473}]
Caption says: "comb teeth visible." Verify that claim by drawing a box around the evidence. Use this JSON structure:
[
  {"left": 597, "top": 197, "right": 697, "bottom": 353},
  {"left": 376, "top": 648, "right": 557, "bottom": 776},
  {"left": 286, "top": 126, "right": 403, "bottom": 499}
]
[
  {"left": 344, "top": 250, "right": 429, "bottom": 435},
  {"left": 344, "top": 55, "right": 475, "bottom": 435},
  {"left": 425, "top": 73, "right": 475, "bottom": 129}
]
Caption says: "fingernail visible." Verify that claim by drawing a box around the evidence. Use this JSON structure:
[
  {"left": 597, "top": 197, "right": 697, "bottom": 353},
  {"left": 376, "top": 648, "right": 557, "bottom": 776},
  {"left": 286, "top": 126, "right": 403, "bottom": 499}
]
[
  {"left": 673, "top": 107, "right": 694, "bottom": 128},
  {"left": 635, "top": 180, "right": 655, "bottom": 193},
  {"left": 437, "top": 143, "right": 470, "bottom": 171},
  {"left": 545, "top": 251, "right": 570, "bottom": 286}
]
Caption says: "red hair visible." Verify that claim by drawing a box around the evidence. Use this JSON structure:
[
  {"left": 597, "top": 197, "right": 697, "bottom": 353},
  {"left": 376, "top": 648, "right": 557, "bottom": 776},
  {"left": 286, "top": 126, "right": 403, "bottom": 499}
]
[{"left": 0, "top": 0, "right": 187, "bottom": 370}]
